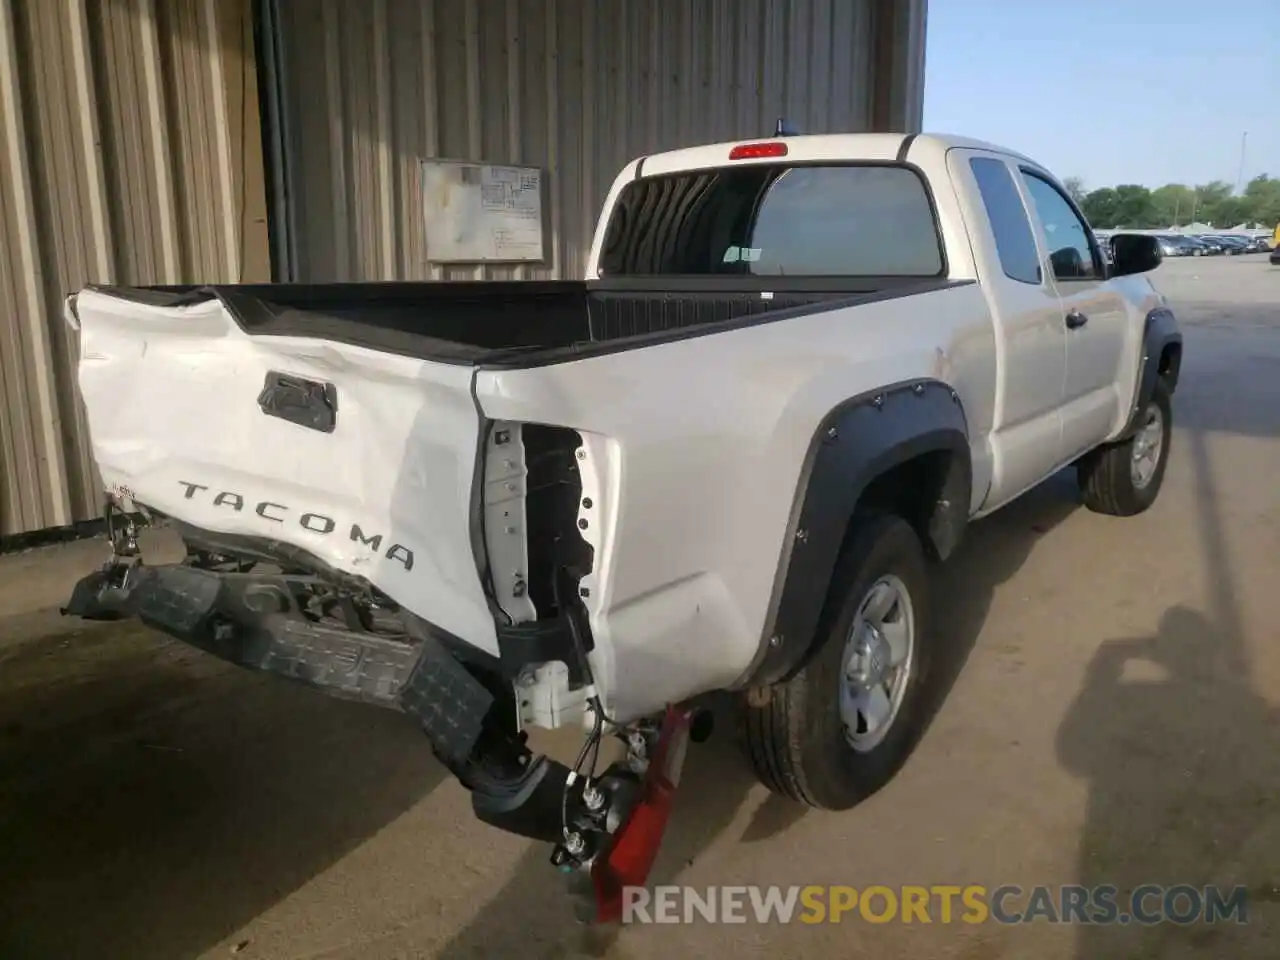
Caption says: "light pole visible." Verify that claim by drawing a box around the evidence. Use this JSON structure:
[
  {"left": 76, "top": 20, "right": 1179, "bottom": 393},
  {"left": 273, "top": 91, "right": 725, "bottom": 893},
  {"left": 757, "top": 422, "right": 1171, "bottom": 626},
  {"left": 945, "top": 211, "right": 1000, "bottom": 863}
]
[{"left": 1235, "top": 131, "right": 1248, "bottom": 195}]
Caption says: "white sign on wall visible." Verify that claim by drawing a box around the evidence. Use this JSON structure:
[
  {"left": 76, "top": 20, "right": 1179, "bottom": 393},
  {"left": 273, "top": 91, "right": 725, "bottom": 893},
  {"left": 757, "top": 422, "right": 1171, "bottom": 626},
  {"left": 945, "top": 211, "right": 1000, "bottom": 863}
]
[{"left": 420, "top": 159, "right": 546, "bottom": 263}]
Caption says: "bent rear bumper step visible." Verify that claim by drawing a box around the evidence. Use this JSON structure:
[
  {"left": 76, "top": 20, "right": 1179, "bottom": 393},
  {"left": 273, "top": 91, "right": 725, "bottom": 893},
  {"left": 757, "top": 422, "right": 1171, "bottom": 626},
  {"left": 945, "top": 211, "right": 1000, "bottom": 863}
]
[
  {"left": 64, "top": 564, "right": 494, "bottom": 766},
  {"left": 65, "top": 559, "right": 699, "bottom": 915}
]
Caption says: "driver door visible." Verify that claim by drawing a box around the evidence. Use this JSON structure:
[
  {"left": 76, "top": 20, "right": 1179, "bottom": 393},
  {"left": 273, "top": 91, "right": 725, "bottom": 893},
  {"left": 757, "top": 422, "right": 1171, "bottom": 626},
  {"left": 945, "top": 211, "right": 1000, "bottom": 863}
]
[{"left": 1018, "top": 169, "right": 1129, "bottom": 459}]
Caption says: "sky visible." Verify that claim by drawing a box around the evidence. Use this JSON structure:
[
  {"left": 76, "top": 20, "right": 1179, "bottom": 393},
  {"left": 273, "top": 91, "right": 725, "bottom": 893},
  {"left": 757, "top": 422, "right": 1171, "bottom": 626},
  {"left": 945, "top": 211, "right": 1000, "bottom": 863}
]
[{"left": 924, "top": 0, "right": 1280, "bottom": 192}]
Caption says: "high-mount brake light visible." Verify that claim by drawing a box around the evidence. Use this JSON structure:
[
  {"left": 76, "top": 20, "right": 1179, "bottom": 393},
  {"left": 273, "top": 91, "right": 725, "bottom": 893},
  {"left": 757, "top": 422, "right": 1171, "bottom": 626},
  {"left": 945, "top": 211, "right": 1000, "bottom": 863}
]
[{"left": 728, "top": 141, "right": 789, "bottom": 161}]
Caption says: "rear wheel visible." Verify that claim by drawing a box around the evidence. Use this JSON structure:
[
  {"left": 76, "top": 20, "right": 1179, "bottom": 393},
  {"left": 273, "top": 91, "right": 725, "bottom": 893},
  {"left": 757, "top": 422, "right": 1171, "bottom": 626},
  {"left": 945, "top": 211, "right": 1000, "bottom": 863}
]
[
  {"left": 743, "top": 514, "right": 933, "bottom": 809},
  {"left": 1077, "top": 379, "right": 1172, "bottom": 516}
]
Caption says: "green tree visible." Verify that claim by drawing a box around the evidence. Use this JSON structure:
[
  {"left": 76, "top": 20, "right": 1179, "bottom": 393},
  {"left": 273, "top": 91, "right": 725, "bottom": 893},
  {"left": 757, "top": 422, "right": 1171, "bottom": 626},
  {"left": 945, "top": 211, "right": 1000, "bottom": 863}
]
[
  {"left": 1243, "top": 175, "right": 1280, "bottom": 227},
  {"left": 1151, "top": 184, "right": 1196, "bottom": 226},
  {"left": 1212, "top": 197, "right": 1252, "bottom": 227},
  {"left": 1112, "top": 185, "right": 1157, "bottom": 228},
  {"left": 1191, "top": 180, "right": 1233, "bottom": 224},
  {"left": 1073, "top": 173, "right": 1280, "bottom": 230},
  {"left": 1081, "top": 187, "right": 1119, "bottom": 227}
]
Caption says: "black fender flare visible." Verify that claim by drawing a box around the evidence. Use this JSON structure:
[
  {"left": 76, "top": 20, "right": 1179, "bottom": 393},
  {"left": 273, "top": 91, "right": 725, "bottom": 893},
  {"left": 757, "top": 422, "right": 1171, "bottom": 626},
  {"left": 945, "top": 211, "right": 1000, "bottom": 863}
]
[
  {"left": 738, "top": 378, "right": 971, "bottom": 688},
  {"left": 1119, "top": 306, "right": 1182, "bottom": 439}
]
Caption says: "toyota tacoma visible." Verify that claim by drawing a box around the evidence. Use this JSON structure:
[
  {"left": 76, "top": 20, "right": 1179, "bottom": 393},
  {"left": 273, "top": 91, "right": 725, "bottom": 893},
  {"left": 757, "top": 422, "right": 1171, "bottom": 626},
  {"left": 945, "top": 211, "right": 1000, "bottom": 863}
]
[{"left": 63, "top": 131, "right": 1181, "bottom": 921}]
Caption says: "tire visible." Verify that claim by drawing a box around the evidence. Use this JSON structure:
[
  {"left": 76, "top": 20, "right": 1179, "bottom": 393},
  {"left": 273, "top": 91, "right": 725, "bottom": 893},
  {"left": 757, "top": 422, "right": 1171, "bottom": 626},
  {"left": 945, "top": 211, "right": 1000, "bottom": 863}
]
[
  {"left": 1077, "top": 379, "right": 1173, "bottom": 516},
  {"left": 743, "top": 514, "right": 933, "bottom": 809}
]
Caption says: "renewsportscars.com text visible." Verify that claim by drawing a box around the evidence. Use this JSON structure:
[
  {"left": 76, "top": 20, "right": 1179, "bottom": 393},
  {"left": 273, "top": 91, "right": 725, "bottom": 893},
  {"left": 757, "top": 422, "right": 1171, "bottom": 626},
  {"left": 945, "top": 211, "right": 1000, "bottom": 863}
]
[{"left": 621, "top": 884, "right": 1251, "bottom": 926}]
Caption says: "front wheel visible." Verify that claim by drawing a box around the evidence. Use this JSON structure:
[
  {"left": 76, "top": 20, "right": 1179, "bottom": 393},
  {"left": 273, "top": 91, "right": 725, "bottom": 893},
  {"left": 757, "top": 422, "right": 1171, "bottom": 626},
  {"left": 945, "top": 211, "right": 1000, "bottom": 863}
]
[
  {"left": 742, "top": 514, "right": 933, "bottom": 809},
  {"left": 1077, "top": 379, "right": 1173, "bottom": 516}
]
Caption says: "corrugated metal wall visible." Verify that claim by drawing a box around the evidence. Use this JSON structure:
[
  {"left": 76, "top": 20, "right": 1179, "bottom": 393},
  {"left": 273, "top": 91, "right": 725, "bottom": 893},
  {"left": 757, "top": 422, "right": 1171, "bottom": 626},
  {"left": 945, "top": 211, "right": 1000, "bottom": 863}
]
[
  {"left": 0, "top": 0, "right": 269, "bottom": 536},
  {"left": 1, "top": 0, "right": 924, "bottom": 536},
  {"left": 273, "top": 0, "right": 898, "bottom": 283}
]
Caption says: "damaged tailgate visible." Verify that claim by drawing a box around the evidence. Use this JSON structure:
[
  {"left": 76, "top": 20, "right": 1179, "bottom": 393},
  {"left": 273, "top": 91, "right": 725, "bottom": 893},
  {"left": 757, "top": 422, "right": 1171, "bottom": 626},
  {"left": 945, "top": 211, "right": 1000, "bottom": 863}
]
[{"left": 68, "top": 286, "right": 499, "bottom": 656}]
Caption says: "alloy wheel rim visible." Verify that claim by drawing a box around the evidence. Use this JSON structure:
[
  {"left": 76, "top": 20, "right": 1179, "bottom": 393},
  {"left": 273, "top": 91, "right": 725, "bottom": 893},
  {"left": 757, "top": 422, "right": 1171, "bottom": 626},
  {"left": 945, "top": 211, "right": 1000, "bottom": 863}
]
[
  {"left": 1130, "top": 403, "right": 1164, "bottom": 489},
  {"left": 840, "top": 574, "right": 915, "bottom": 753}
]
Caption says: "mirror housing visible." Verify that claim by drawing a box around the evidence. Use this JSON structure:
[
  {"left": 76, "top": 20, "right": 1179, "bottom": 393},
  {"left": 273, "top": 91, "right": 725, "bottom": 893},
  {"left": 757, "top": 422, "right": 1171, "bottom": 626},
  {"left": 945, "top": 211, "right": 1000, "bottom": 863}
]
[
  {"left": 1109, "top": 233, "right": 1162, "bottom": 277},
  {"left": 1050, "top": 246, "right": 1087, "bottom": 278}
]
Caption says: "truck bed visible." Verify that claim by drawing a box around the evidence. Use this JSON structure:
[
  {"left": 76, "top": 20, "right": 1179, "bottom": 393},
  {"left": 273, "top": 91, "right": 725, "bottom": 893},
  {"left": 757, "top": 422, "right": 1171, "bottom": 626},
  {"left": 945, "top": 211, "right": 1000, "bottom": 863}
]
[
  {"left": 67, "top": 271, "right": 988, "bottom": 719},
  {"left": 86, "top": 278, "right": 961, "bottom": 367}
]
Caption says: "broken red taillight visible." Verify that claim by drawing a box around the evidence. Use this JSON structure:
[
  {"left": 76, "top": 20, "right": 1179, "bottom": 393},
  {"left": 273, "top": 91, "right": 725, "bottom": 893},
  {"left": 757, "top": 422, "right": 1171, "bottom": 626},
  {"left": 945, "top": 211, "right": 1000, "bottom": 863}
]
[
  {"left": 727, "top": 141, "right": 789, "bottom": 161},
  {"left": 590, "top": 705, "right": 694, "bottom": 924}
]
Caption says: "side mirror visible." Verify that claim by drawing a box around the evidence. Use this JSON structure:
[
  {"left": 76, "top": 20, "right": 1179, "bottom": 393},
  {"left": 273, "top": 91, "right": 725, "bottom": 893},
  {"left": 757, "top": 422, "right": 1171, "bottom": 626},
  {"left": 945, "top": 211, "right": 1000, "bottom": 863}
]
[
  {"left": 1109, "top": 233, "right": 1162, "bottom": 277},
  {"left": 1050, "top": 246, "right": 1086, "bottom": 278}
]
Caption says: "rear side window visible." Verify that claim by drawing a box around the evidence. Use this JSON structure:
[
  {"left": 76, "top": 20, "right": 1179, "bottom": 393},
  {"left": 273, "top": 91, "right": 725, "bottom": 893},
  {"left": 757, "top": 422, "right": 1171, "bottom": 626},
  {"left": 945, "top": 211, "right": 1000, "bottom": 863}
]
[
  {"left": 969, "top": 157, "right": 1042, "bottom": 285},
  {"left": 598, "top": 164, "right": 944, "bottom": 277}
]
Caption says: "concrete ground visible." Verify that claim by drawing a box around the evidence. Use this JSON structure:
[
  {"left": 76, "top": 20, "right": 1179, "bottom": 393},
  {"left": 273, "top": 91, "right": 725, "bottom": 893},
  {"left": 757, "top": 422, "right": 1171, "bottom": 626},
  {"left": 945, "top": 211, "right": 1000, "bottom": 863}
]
[{"left": 2, "top": 254, "right": 1279, "bottom": 960}]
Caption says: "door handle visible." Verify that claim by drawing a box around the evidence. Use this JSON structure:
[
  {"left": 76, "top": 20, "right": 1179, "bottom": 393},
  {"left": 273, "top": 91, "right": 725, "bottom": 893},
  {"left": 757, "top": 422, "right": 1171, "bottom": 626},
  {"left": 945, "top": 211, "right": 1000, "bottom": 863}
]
[{"left": 1065, "top": 310, "right": 1089, "bottom": 330}]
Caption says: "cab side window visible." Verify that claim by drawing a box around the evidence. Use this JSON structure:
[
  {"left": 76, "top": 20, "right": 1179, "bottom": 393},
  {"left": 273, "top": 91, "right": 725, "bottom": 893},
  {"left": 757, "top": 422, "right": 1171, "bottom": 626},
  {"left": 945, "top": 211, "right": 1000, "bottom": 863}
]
[
  {"left": 969, "top": 157, "right": 1042, "bottom": 285},
  {"left": 1020, "top": 171, "right": 1100, "bottom": 281}
]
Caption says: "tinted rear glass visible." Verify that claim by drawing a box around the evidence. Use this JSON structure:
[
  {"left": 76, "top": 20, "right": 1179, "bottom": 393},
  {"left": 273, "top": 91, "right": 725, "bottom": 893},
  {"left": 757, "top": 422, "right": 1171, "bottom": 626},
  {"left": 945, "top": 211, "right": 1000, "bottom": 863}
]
[{"left": 597, "top": 164, "right": 944, "bottom": 277}]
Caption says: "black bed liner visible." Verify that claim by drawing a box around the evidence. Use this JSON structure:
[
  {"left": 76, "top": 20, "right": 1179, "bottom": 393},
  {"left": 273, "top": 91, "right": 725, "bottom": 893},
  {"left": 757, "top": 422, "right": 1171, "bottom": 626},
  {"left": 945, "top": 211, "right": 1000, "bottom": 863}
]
[{"left": 84, "top": 277, "right": 972, "bottom": 369}]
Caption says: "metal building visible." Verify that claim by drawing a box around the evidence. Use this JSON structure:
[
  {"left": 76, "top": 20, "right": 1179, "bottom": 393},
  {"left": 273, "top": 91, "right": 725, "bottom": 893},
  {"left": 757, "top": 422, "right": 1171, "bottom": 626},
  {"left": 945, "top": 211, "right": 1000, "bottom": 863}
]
[{"left": 0, "top": 0, "right": 927, "bottom": 537}]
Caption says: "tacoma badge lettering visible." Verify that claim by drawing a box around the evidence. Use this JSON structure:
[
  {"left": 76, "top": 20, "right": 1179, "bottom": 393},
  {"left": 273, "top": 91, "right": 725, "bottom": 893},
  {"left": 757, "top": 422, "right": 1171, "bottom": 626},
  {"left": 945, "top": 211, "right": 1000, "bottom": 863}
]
[{"left": 177, "top": 480, "right": 415, "bottom": 571}]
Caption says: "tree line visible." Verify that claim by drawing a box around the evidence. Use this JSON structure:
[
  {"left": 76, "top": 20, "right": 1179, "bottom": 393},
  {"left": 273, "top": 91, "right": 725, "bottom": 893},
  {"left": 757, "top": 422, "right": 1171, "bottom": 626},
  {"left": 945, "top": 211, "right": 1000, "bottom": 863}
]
[{"left": 1063, "top": 174, "right": 1280, "bottom": 230}]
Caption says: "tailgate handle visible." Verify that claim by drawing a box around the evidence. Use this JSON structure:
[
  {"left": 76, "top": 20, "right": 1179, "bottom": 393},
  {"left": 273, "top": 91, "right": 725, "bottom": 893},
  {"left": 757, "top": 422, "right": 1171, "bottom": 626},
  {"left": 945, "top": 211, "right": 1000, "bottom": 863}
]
[{"left": 258, "top": 372, "right": 338, "bottom": 434}]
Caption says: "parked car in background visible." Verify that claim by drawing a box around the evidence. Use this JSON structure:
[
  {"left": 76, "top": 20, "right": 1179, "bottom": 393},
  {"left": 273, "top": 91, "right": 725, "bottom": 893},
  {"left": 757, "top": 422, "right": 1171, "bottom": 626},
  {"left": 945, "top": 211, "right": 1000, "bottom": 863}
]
[
  {"left": 1157, "top": 235, "right": 1201, "bottom": 257},
  {"left": 1094, "top": 233, "right": 1113, "bottom": 265},
  {"left": 1203, "top": 235, "right": 1249, "bottom": 255},
  {"left": 1193, "top": 235, "right": 1225, "bottom": 255},
  {"left": 1235, "top": 235, "right": 1269, "bottom": 253},
  {"left": 1178, "top": 237, "right": 1210, "bottom": 257}
]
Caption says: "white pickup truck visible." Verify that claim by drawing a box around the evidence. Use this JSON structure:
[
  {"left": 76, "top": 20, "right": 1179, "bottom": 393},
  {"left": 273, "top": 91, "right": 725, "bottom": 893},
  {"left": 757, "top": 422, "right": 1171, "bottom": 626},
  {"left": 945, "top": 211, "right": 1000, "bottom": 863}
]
[{"left": 64, "top": 131, "right": 1181, "bottom": 920}]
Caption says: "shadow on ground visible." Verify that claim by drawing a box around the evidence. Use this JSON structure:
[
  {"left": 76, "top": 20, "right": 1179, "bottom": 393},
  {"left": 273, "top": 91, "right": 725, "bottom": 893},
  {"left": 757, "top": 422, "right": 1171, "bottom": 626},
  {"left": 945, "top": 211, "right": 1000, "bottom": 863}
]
[
  {"left": 435, "top": 471, "right": 1083, "bottom": 959},
  {"left": 0, "top": 621, "right": 444, "bottom": 960},
  {"left": 1058, "top": 607, "right": 1280, "bottom": 959},
  {"left": 1058, "top": 424, "right": 1280, "bottom": 959}
]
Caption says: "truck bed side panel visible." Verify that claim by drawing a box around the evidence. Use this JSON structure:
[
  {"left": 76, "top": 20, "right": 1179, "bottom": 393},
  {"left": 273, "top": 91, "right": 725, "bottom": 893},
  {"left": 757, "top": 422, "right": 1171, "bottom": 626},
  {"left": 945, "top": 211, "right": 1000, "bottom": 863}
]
[{"left": 475, "top": 282, "right": 997, "bottom": 719}]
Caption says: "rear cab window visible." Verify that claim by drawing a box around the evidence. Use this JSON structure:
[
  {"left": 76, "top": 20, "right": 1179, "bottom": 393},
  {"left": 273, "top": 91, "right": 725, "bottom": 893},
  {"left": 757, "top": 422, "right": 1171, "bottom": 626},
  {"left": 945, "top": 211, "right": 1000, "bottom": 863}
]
[
  {"left": 968, "top": 156, "right": 1042, "bottom": 285},
  {"left": 598, "top": 164, "right": 945, "bottom": 278}
]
